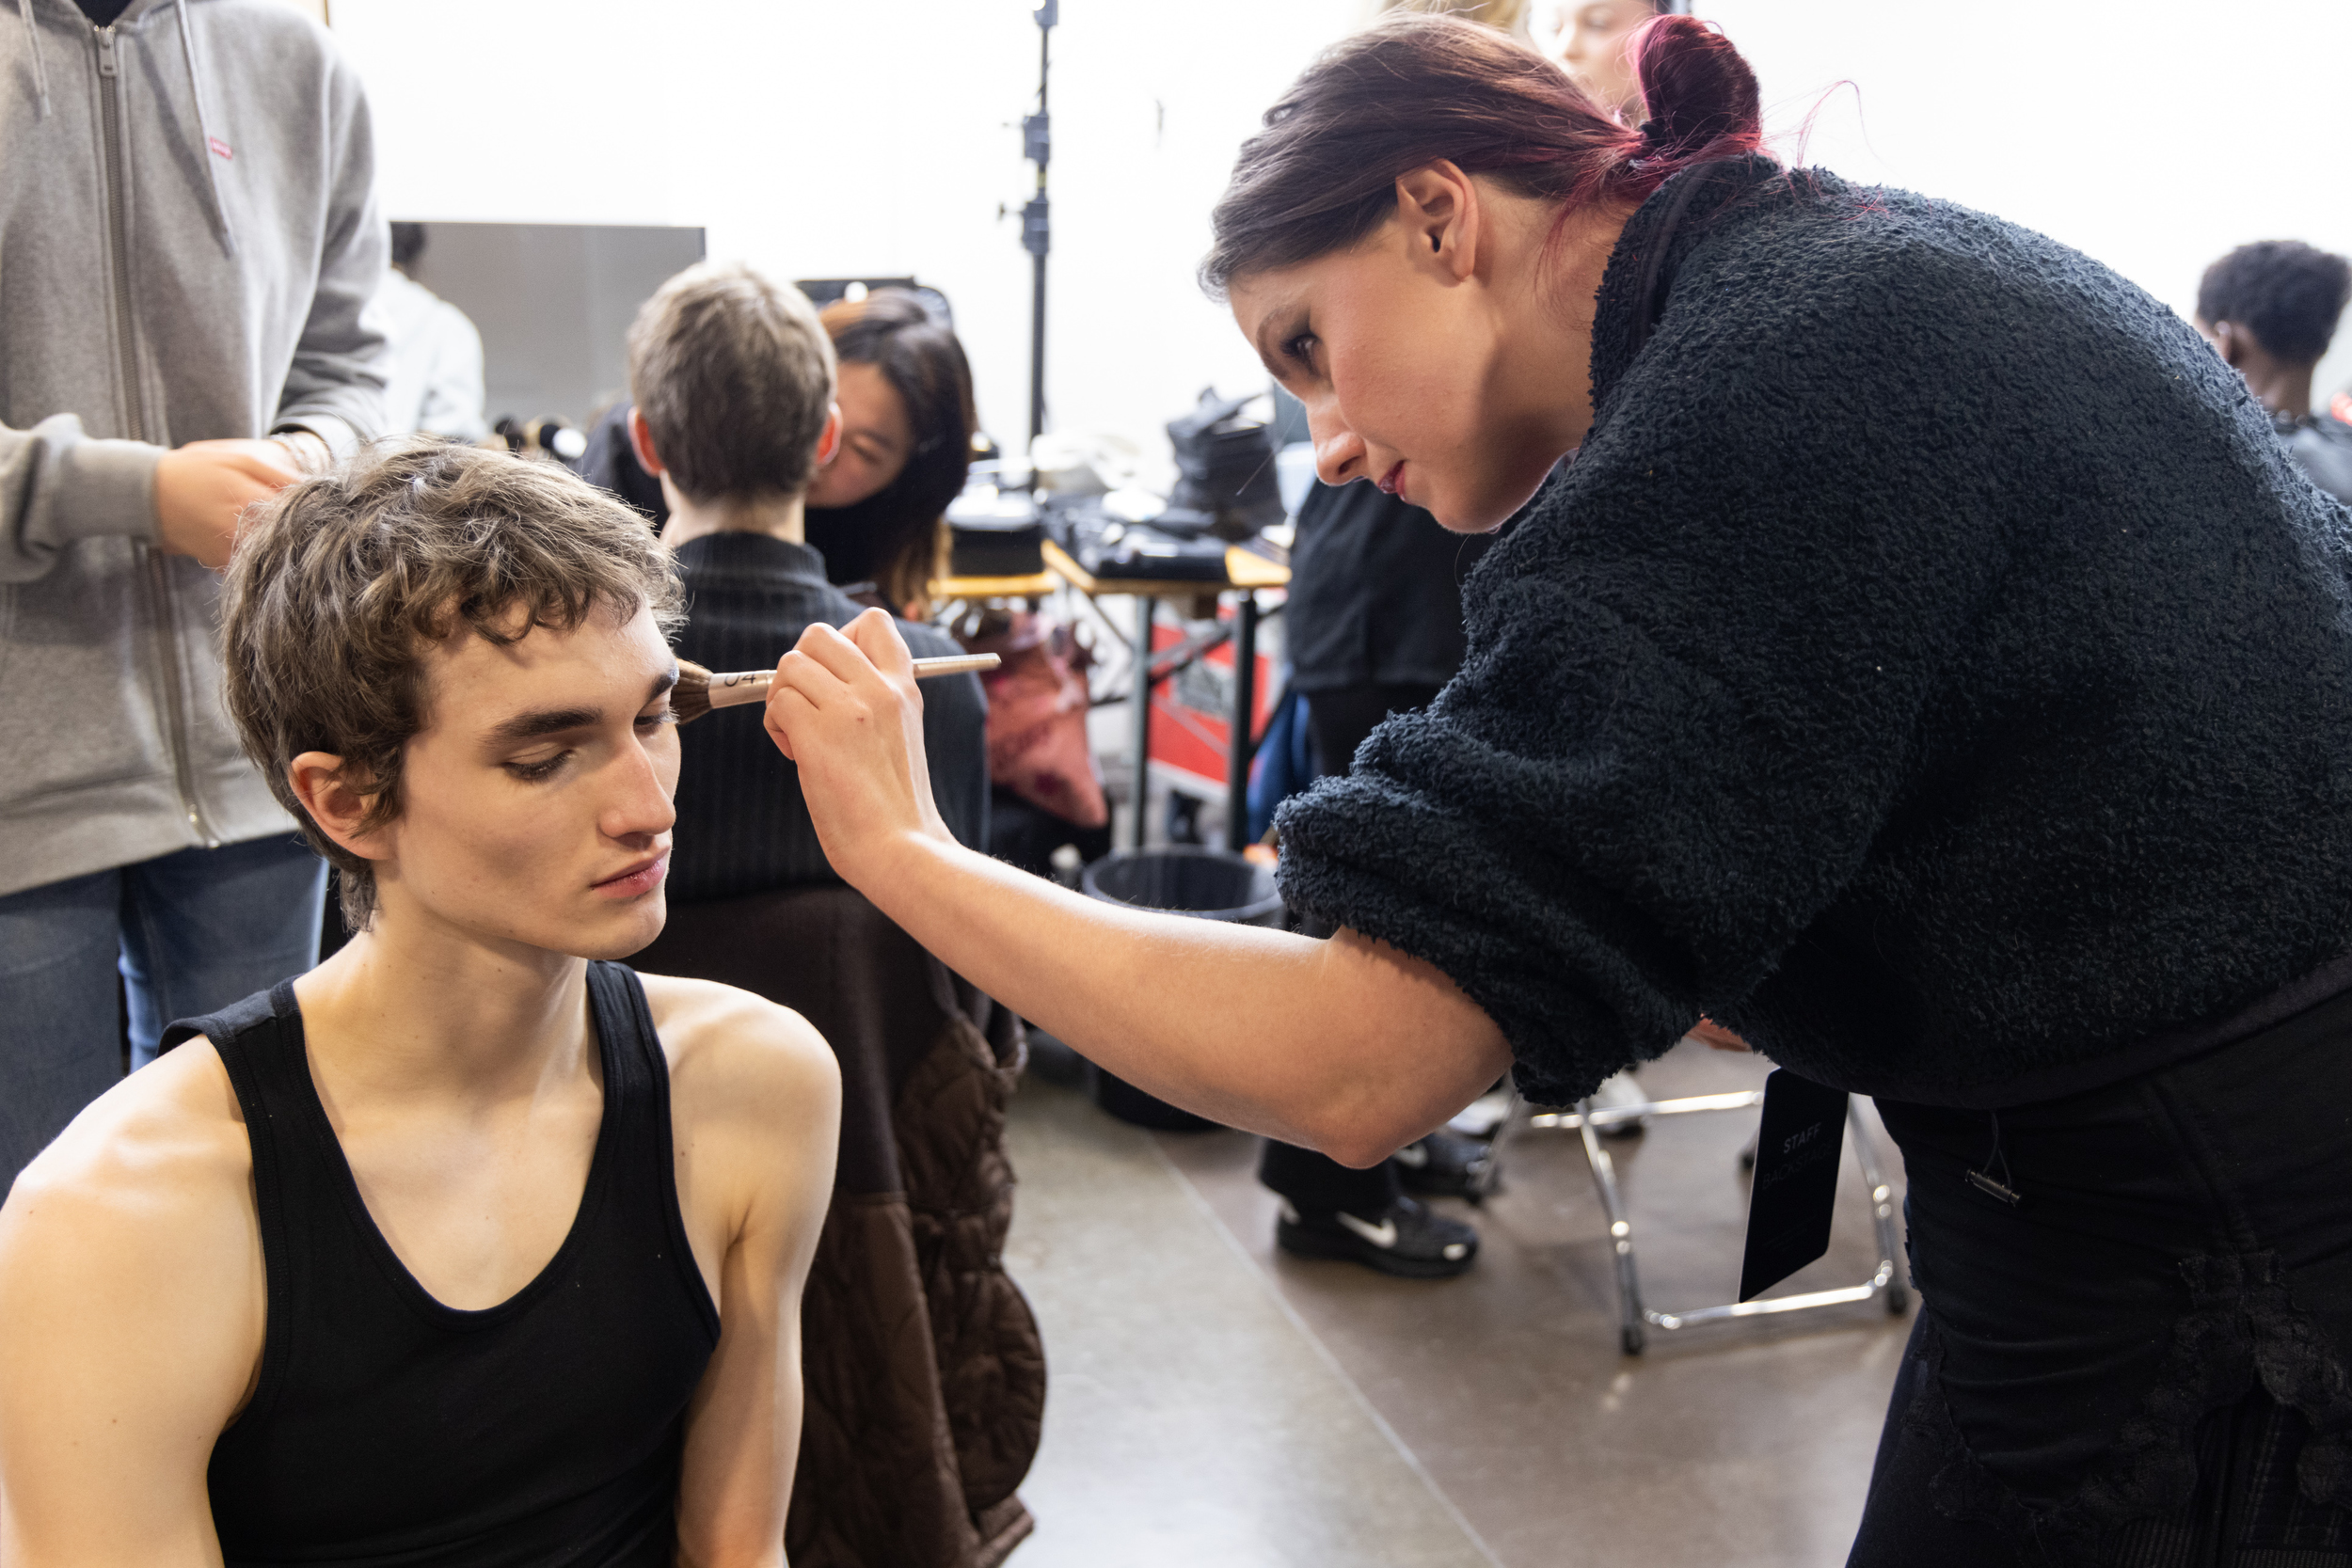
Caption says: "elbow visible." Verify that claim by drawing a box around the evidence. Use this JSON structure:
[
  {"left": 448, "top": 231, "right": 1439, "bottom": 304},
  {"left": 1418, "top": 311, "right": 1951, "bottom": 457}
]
[
  {"left": 1320, "top": 1132, "right": 1402, "bottom": 1172},
  {"left": 1293, "top": 1096, "right": 1422, "bottom": 1172}
]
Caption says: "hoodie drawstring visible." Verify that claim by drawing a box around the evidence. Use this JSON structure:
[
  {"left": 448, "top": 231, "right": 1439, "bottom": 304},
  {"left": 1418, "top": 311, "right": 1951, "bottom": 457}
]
[
  {"left": 172, "top": 0, "right": 232, "bottom": 256},
  {"left": 16, "top": 0, "right": 51, "bottom": 120}
]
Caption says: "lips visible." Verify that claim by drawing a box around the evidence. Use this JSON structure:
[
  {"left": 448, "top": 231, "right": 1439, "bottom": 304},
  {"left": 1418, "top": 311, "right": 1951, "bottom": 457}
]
[
  {"left": 592, "top": 851, "right": 669, "bottom": 900},
  {"left": 1376, "top": 462, "right": 1405, "bottom": 497}
]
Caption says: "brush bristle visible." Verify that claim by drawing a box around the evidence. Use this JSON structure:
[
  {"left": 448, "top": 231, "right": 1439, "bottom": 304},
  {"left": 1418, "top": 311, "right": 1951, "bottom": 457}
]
[{"left": 671, "top": 658, "right": 715, "bottom": 725}]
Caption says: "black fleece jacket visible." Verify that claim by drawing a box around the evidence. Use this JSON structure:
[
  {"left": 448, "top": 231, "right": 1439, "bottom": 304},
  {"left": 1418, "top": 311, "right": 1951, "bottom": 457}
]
[{"left": 1275, "top": 156, "right": 2352, "bottom": 1109}]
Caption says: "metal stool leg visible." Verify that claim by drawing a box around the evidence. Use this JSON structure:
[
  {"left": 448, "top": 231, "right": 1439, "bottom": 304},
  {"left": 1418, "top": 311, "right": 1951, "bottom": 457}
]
[
  {"left": 1465, "top": 1086, "right": 1529, "bottom": 1204},
  {"left": 1475, "top": 1081, "right": 1906, "bottom": 1352},
  {"left": 1576, "top": 1099, "right": 1650, "bottom": 1354}
]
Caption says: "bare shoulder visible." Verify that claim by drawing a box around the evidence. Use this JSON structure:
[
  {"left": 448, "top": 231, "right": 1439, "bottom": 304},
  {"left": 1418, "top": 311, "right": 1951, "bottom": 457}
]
[
  {"left": 4, "top": 1038, "right": 255, "bottom": 1261},
  {"left": 634, "top": 972, "right": 840, "bottom": 1133},
  {"left": 0, "top": 1040, "right": 263, "bottom": 1432}
]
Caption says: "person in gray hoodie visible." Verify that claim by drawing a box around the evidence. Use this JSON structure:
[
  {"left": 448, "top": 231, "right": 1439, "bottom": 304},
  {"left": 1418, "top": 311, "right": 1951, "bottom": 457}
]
[{"left": 0, "top": 0, "right": 387, "bottom": 1184}]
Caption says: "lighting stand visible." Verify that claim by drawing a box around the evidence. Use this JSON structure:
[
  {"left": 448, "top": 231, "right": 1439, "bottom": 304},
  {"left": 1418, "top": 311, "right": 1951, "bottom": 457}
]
[{"left": 1022, "top": 1, "right": 1056, "bottom": 451}]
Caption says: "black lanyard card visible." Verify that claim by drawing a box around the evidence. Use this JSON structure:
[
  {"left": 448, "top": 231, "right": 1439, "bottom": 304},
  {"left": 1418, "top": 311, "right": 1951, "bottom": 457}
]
[{"left": 1738, "top": 1069, "right": 1850, "bottom": 1303}]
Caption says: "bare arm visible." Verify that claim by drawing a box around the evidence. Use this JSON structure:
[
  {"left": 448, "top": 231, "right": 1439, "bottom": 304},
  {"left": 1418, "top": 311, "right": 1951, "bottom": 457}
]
[
  {"left": 0, "top": 1047, "right": 263, "bottom": 1565},
  {"left": 764, "top": 613, "right": 1512, "bottom": 1167},
  {"left": 651, "top": 981, "right": 841, "bottom": 1568}
]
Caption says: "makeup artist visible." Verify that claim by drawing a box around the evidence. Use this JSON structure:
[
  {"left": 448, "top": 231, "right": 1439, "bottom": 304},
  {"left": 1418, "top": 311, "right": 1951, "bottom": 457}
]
[{"left": 763, "top": 14, "right": 2352, "bottom": 1565}]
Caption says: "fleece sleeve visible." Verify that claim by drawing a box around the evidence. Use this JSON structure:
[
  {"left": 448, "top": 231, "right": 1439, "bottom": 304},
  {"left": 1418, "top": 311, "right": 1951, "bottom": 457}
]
[
  {"left": 1274, "top": 261, "right": 2007, "bottom": 1104},
  {"left": 0, "top": 415, "right": 163, "bottom": 583},
  {"left": 271, "top": 51, "right": 388, "bottom": 457}
]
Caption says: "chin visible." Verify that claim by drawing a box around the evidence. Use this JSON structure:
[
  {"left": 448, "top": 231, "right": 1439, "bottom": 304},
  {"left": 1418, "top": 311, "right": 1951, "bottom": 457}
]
[
  {"left": 1430, "top": 487, "right": 1526, "bottom": 536},
  {"left": 589, "top": 896, "right": 670, "bottom": 962},
  {"left": 534, "top": 892, "right": 670, "bottom": 963}
]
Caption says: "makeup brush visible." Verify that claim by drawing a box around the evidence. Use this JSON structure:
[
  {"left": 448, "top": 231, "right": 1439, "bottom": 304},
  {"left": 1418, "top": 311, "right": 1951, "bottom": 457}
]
[{"left": 671, "top": 654, "right": 1000, "bottom": 725}]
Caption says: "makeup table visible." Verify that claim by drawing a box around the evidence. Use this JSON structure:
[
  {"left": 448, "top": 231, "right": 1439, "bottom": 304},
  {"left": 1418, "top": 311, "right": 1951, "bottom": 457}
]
[{"left": 1038, "top": 538, "right": 1291, "bottom": 852}]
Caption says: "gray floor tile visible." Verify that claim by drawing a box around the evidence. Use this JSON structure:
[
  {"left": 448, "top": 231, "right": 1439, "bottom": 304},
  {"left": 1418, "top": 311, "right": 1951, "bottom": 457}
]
[
  {"left": 1004, "top": 1041, "right": 1914, "bottom": 1567},
  {"left": 1004, "top": 1081, "right": 1501, "bottom": 1568}
]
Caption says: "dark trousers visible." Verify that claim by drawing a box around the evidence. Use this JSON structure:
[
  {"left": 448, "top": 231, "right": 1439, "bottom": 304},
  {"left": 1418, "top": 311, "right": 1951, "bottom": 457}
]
[
  {"left": 1848, "top": 983, "right": 2352, "bottom": 1565},
  {"left": 1257, "top": 682, "right": 1443, "bottom": 1214}
]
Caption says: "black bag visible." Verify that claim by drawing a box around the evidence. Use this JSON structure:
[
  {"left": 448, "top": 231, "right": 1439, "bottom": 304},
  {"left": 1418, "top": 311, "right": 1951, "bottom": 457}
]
[{"left": 1163, "top": 388, "right": 1284, "bottom": 542}]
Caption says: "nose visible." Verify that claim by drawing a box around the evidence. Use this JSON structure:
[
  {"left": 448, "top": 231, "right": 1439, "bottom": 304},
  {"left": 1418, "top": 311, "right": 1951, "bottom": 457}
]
[
  {"left": 1311, "top": 419, "right": 1367, "bottom": 487},
  {"left": 603, "top": 731, "right": 677, "bottom": 846}
]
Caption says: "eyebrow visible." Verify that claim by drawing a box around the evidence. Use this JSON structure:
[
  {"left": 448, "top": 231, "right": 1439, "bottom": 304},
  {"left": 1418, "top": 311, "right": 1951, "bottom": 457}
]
[
  {"left": 1250, "top": 302, "right": 1310, "bottom": 381},
  {"left": 1249, "top": 313, "right": 1288, "bottom": 378},
  {"left": 482, "top": 668, "right": 678, "bottom": 750}
]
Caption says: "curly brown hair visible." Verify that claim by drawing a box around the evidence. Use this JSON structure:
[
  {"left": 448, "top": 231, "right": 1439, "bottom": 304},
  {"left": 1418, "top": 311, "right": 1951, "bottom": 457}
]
[{"left": 221, "top": 440, "right": 685, "bottom": 930}]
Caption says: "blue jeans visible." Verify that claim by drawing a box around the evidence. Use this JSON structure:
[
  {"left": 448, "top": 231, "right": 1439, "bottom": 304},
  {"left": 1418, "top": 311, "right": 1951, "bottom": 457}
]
[{"left": 0, "top": 834, "right": 326, "bottom": 1188}]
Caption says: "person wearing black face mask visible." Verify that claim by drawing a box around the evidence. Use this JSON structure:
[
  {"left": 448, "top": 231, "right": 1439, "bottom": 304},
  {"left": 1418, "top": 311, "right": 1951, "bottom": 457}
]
[{"left": 801, "top": 291, "right": 979, "bottom": 620}]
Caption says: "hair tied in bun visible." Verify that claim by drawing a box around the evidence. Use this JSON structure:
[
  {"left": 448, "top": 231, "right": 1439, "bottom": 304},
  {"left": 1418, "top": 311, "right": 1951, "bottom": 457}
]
[{"left": 1629, "top": 14, "right": 1764, "bottom": 170}]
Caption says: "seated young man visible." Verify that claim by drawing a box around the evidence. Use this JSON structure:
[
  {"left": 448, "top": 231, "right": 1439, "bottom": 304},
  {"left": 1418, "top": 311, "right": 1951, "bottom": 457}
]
[
  {"left": 0, "top": 443, "right": 840, "bottom": 1567},
  {"left": 622, "top": 262, "right": 990, "bottom": 903}
]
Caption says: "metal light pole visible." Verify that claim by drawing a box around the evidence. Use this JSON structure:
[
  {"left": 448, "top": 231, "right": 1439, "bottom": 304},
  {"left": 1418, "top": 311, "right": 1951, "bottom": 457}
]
[{"left": 1022, "top": 1, "right": 1056, "bottom": 451}]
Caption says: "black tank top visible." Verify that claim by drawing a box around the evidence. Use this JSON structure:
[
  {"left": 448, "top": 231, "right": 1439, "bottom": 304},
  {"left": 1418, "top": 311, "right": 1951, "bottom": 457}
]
[{"left": 162, "top": 962, "right": 721, "bottom": 1568}]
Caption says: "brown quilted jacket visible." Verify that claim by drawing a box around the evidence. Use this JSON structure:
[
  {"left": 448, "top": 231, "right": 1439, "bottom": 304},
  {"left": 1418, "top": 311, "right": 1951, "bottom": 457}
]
[{"left": 637, "top": 886, "right": 1044, "bottom": 1567}]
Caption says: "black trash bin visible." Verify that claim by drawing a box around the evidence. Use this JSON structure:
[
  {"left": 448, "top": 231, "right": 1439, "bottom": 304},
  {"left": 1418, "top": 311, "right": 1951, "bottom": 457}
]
[{"left": 1077, "top": 846, "right": 1284, "bottom": 1131}]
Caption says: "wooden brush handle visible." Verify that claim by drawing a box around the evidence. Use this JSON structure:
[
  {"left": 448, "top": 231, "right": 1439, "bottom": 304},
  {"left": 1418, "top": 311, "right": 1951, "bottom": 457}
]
[{"left": 703, "top": 653, "right": 1000, "bottom": 711}]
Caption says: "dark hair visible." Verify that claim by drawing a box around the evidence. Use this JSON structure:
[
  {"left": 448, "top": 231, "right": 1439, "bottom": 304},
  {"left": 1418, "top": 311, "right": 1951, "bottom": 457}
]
[
  {"left": 1201, "top": 12, "right": 1760, "bottom": 294},
  {"left": 806, "top": 290, "right": 977, "bottom": 611},
  {"left": 222, "top": 441, "right": 683, "bottom": 930},
  {"left": 2198, "top": 241, "right": 2352, "bottom": 367},
  {"left": 626, "top": 261, "right": 836, "bottom": 504},
  {"left": 389, "top": 221, "right": 426, "bottom": 270}
]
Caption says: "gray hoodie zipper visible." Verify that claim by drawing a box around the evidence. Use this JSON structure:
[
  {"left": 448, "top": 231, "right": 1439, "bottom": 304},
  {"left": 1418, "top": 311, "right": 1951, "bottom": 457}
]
[{"left": 98, "top": 21, "right": 215, "bottom": 847}]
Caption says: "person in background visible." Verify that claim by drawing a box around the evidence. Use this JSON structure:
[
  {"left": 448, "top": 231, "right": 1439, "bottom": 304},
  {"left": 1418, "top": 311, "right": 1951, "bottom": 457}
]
[
  {"left": 1553, "top": 0, "right": 1670, "bottom": 116},
  {"left": 802, "top": 289, "right": 980, "bottom": 621},
  {"left": 1259, "top": 479, "right": 1501, "bottom": 1276},
  {"left": 376, "top": 222, "right": 490, "bottom": 442},
  {"left": 0, "top": 0, "right": 387, "bottom": 1189},
  {"left": 623, "top": 263, "right": 989, "bottom": 902},
  {"left": 2196, "top": 241, "right": 2352, "bottom": 504},
  {"left": 1384, "top": 0, "right": 1530, "bottom": 37}
]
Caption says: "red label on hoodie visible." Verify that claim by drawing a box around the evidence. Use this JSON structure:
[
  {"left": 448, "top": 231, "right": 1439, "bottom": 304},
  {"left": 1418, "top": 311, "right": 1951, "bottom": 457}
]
[{"left": 208, "top": 137, "right": 233, "bottom": 161}]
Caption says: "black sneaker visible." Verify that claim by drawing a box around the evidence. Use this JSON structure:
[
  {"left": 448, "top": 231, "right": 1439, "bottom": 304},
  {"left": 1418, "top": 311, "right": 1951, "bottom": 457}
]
[
  {"left": 1391, "top": 1132, "right": 1493, "bottom": 1199},
  {"left": 1275, "top": 1195, "right": 1479, "bottom": 1279}
]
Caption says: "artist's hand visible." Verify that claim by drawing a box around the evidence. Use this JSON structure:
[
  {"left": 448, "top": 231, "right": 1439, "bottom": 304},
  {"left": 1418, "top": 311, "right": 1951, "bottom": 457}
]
[
  {"left": 763, "top": 610, "right": 953, "bottom": 885},
  {"left": 152, "top": 438, "right": 304, "bottom": 567},
  {"left": 1691, "top": 1017, "right": 1753, "bottom": 1052}
]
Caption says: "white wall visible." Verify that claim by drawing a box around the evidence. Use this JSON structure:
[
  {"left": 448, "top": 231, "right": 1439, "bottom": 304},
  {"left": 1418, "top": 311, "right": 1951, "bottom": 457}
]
[
  {"left": 335, "top": 0, "right": 1361, "bottom": 474},
  {"left": 335, "top": 0, "right": 2352, "bottom": 470},
  {"left": 1706, "top": 0, "right": 2352, "bottom": 410}
]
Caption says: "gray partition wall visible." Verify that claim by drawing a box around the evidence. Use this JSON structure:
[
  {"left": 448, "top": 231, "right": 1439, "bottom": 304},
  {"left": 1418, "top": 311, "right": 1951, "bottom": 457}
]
[{"left": 399, "top": 222, "right": 707, "bottom": 431}]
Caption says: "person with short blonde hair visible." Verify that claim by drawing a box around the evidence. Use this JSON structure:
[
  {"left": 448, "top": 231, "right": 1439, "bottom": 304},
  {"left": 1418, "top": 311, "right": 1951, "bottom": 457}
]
[
  {"left": 628, "top": 261, "right": 838, "bottom": 508},
  {"left": 0, "top": 440, "right": 839, "bottom": 1567},
  {"left": 623, "top": 264, "right": 989, "bottom": 905}
]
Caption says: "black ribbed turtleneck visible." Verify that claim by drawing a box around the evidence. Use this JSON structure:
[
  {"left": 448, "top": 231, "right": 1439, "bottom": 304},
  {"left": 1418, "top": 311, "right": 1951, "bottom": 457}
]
[{"left": 665, "top": 532, "right": 988, "bottom": 903}]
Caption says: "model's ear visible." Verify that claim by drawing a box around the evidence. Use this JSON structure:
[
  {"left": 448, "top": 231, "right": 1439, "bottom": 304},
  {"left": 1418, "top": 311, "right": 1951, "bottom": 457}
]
[
  {"left": 1393, "top": 160, "right": 1481, "bottom": 284},
  {"left": 627, "top": 405, "right": 667, "bottom": 478},
  {"left": 288, "top": 752, "right": 391, "bottom": 864},
  {"left": 2209, "top": 320, "right": 2249, "bottom": 370},
  {"left": 815, "top": 402, "right": 843, "bottom": 468}
]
